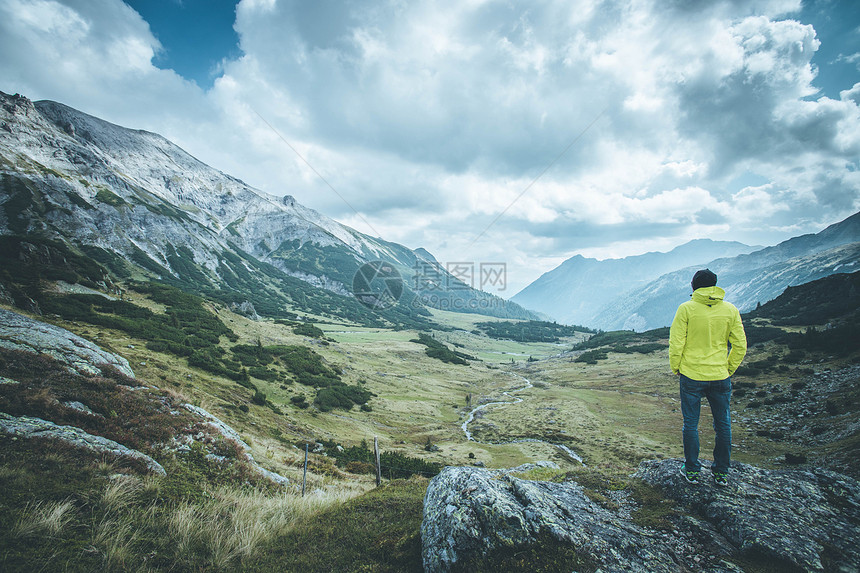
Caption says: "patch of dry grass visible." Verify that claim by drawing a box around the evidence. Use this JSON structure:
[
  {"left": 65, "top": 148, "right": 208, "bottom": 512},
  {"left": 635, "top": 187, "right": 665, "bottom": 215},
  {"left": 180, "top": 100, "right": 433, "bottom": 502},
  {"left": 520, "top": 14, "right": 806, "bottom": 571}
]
[
  {"left": 167, "top": 484, "right": 362, "bottom": 569},
  {"left": 13, "top": 498, "right": 76, "bottom": 538}
]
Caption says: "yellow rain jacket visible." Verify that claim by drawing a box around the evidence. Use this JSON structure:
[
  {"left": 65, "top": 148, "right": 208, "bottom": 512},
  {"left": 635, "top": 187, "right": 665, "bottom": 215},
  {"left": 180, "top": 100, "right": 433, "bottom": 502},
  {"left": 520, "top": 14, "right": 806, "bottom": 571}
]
[{"left": 669, "top": 286, "right": 747, "bottom": 380}]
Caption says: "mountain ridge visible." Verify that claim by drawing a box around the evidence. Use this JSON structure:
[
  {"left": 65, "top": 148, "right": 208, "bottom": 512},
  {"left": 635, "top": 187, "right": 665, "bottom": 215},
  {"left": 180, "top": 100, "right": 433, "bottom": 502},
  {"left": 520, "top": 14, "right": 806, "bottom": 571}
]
[
  {"left": 511, "top": 238, "right": 760, "bottom": 325},
  {"left": 0, "top": 91, "right": 537, "bottom": 322},
  {"left": 513, "top": 211, "right": 860, "bottom": 330},
  {"left": 592, "top": 217, "right": 860, "bottom": 331}
]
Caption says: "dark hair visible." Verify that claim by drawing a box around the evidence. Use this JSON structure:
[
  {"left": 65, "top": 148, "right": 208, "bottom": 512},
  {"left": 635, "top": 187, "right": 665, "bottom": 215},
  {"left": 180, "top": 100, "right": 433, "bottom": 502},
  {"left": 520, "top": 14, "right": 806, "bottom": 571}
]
[{"left": 691, "top": 269, "right": 717, "bottom": 290}]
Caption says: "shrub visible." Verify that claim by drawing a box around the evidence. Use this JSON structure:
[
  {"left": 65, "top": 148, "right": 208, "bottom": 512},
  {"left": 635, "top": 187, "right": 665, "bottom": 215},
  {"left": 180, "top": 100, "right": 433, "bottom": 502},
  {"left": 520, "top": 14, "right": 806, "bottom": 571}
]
[
  {"left": 344, "top": 461, "right": 375, "bottom": 474},
  {"left": 314, "top": 383, "right": 373, "bottom": 412},
  {"left": 252, "top": 390, "right": 267, "bottom": 406},
  {"left": 248, "top": 367, "right": 278, "bottom": 381},
  {"left": 304, "top": 439, "right": 440, "bottom": 478},
  {"left": 411, "top": 334, "right": 472, "bottom": 364},
  {"left": 475, "top": 320, "right": 593, "bottom": 342},
  {"left": 575, "top": 350, "right": 608, "bottom": 364},
  {"left": 744, "top": 325, "right": 786, "bottom": 345},
  {"left": 786, "top": 324, "right": 860, "bottom": 357},
  {"left": 290, "top": 395, "right": 309, "bottom": 409},
  {"left": 783, "top": 350, "right": 806, "bottom": 363},
  {"left": 292, "top": 323, "right": 326, "bottom": 339},
  {"left": 572, "top": 327, "right": 668, "bottom": 351},
  {"left": 35, "top": 284, "right": 237, "bottom": 380},
  {"left": 271, "top": 345, "right": 341, "bottom": 387},
  {"left": 735, "top": 366, "right": 761, "bottom": 377}
]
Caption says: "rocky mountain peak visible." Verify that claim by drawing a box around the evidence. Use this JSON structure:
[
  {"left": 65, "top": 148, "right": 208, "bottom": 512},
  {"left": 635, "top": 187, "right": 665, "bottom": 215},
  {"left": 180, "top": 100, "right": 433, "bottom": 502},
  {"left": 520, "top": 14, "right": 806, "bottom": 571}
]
[
  {"left": 1, "top": 91, "right": 35, "bottom": 118},
  {"left": 1, "top": 90, "right": 540, "bottom": 321}
]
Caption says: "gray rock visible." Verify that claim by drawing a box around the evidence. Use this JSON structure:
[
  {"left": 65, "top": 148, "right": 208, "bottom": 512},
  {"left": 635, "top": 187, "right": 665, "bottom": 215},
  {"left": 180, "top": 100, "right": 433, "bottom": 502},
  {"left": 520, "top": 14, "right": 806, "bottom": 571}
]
[
  {"left": 0, "top": 282, "right": 14, "bottom": 306},
  {"left": 0, "top": 308, "right": 134, "bottom": 378},
  {"left": 62, "top": 400, "right": 102, "bottom": 418},
  {"left": 422, "top": 464, "right": 681, "bottom": 573},
  {"left": 0, "top": 412, "right": 165, "bottom": 476},
  {"left": 183, "top": 404, "right": 288, "bottom": 487},
  {"left": 184, "top": 404, "right": 249, "bottom": 451},
  {"left": 422, "top": 459, "right": 860, "bottom": 573},
  {"left": 635, "top": 458, "right": 860, "bottom": 573},
  {"left": 229, "top": 300, "right": 260, "bottom": 321}
]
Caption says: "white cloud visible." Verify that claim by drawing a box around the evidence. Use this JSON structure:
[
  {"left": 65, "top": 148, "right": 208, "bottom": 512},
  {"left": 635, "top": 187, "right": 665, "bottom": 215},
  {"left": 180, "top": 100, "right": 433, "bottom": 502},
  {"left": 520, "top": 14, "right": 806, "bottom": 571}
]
[{"left": 1, "top": 0, "right": 858, "bottom": 293}]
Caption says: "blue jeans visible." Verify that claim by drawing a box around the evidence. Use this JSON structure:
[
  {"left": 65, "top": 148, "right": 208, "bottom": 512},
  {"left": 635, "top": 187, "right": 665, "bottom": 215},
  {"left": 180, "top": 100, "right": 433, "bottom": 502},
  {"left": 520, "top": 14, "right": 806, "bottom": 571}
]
[{"left": 680, "top": 374, "right": 732, "bottom": 474}]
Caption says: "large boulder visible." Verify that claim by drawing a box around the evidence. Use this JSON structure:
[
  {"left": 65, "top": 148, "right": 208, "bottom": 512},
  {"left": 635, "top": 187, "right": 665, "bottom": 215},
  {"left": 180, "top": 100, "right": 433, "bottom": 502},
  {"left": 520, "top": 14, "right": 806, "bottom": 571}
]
[
  {"left": 0, "top": 412, "right": 165, "bottom": 475},
  {"left": 421, "top": 459, "right": 860, "bottom": 573},
  {"left": 0, "top": 308, "right": 134, "bottom": 378},
  {"left": 635, "top": 459, "right": 860, "bottom": 573},
  {"left": 421, "top": 463, "right": 681, "bottom": 573}
]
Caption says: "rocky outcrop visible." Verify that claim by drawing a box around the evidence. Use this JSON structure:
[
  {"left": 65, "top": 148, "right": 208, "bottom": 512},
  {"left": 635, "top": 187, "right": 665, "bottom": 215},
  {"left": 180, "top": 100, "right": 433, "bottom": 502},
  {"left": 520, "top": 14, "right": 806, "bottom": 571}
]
[
  {"left": 229, "top": 300, "right": 261, "bottom": 321},
  {"left": 0, "top": 309, "right": 289, "bottom": 487},
  {"left": 183, "top": 404, "right": 289, "bottom": 486},
  {"left": 635, "top": 459, "right": 860, "bottom": 573},
  {"left": 0, "top": 412, "right": 165, "bottom": 475},
  {"left": 421, "top": 459, "right": 860, "bottom": 573},
  {"left": 0, "top": 308, "right": 134, "bottom": 378},
  {"left": 422, "top": 462, "right": 682, "bottom": 573}
]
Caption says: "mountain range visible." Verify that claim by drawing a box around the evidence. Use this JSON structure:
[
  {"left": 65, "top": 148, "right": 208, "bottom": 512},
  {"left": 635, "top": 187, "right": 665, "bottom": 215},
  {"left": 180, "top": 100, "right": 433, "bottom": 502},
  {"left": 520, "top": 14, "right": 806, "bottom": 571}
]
[
  {"left": 511, "top": 239, "right": 760, "bottom": 326},
  {"left": 514, "top": 213, "right": 860, "bottom": 331},
  {"left": 3, "top": 89, "right": 858, "bottom": 334},
  {"left": 0, "top": 90, "right": 536, "bottom": 325}
]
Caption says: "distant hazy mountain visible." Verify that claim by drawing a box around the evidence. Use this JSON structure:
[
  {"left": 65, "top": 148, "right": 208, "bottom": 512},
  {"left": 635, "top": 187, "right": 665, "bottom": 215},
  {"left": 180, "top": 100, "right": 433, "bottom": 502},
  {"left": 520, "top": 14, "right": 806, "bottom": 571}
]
[
  {"left": 511, "top": 239, "right": 760, "bottom": 325},
  {"left": 592, "top": 212, "right": 860, "bottom": 331},
  {"left": 0, "top": 91, "right": 537, "bottom": 322}
]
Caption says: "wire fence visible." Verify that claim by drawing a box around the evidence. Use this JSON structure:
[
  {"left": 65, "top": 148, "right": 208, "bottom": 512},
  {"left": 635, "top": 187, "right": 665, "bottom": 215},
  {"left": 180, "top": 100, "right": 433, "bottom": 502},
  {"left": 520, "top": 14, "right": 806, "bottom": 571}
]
[{"left": 300, "top": 437, "right": 442, "bottom": 493}]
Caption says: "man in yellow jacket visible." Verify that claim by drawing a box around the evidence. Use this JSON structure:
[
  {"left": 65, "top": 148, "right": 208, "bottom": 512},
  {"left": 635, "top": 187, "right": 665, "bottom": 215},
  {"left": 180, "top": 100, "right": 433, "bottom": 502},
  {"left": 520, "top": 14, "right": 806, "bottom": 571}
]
[{"left": 669, "top": 269, "right": 747, "bottom": 486}]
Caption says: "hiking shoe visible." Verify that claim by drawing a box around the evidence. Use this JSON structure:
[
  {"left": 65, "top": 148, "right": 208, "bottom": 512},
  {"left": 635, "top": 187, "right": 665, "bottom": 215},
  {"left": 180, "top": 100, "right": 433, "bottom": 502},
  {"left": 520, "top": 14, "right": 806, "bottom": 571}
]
[
  {"left": 713, "top": 472, "right": 729, "bottom": 487},
  {"left": 680, "top": 467, "right": 700, "bottom": 484}
]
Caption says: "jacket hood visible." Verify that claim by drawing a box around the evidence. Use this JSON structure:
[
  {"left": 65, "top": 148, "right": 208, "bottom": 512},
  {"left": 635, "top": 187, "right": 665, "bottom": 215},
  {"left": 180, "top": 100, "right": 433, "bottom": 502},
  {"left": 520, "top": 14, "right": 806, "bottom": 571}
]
[{"left": 691, "top": 285, "right": 725, "bottom": 305}]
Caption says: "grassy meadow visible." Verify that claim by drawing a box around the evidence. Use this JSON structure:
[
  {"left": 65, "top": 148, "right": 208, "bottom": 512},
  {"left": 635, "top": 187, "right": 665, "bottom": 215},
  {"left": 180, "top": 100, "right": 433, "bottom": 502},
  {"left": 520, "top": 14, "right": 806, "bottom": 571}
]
[
  {"left": 3, "top": 278, "right": 857, "bottom": 572},
  {"left": 7, "top": 283, "right": 840, "bottom": 478}
]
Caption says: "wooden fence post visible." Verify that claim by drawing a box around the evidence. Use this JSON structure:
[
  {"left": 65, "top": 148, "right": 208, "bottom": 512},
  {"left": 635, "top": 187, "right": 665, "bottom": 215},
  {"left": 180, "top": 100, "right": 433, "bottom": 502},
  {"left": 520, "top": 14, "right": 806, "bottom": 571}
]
[
  {"left": 302, "top": 443, "right": 308, "bottom": 496},
  {"left": 374, "top": 436, "right": 381, "bottom": 487}
]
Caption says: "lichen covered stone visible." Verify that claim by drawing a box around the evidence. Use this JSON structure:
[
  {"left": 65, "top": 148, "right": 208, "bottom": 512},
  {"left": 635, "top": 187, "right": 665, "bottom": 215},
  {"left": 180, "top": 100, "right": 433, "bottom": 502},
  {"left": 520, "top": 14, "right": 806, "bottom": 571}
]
[
  {"left": 0, "top": 308, "right": 134, "bottom": 378},
  {"left": 422, "top": 459, "right": 860, "bottom": 573},
  {"left": 0, "top": 412, "right": 165, "bottom": 475}
]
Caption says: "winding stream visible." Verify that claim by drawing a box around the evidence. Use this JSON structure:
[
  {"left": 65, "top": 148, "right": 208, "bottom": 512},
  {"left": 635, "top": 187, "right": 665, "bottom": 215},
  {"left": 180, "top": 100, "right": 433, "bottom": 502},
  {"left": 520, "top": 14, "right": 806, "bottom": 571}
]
[{"left": 462, "top": 373, "right": 585, "bottom": 465}]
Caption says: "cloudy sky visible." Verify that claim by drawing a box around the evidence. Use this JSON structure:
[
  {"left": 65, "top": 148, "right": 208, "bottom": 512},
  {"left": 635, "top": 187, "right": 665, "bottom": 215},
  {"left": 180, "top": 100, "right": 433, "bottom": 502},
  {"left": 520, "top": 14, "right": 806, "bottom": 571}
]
[{"left": 2, "top": 0, "right": 859, "bottom": 294}]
